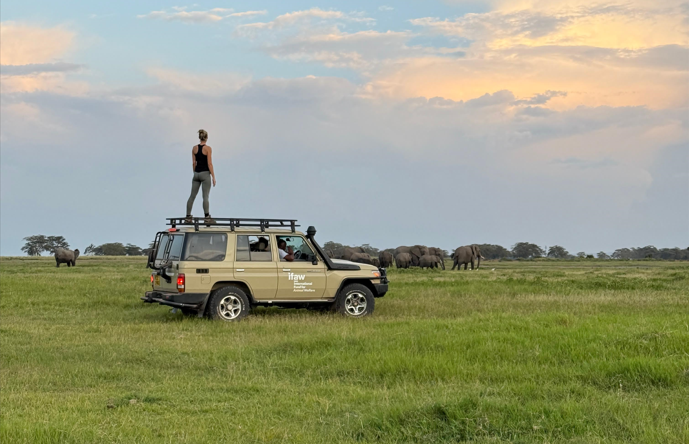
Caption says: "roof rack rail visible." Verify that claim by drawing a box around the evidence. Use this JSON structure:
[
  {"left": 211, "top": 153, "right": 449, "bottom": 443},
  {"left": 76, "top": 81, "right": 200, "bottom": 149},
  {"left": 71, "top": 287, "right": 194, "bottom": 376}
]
[{"left": 166, "top": 217, "right": 299, "bottom": 233}]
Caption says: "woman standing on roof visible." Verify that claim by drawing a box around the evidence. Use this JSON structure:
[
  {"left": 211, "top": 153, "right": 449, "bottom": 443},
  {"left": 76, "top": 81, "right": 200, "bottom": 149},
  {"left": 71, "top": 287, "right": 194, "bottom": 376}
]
[{"left": 185, "top": 129, "right": 216, "bottom": 224}]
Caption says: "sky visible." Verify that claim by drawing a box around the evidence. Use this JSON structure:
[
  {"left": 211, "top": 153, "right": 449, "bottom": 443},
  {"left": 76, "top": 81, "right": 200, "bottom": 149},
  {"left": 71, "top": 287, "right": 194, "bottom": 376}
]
[{"left": 1, "top": 0, "right": 688, "bottom": 256}]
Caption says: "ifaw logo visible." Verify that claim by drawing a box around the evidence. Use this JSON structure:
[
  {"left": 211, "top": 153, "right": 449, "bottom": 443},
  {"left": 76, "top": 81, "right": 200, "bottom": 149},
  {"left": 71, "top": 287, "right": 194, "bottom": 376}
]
[{"left": 287, "top": 273, "right": 306, "bottom": 281}]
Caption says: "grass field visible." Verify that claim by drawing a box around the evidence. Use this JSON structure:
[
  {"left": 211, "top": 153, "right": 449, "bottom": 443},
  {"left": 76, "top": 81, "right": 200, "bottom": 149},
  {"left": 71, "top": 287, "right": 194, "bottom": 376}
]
[{"left": 1, "top": 256, "right": 688, "bottom": 443}]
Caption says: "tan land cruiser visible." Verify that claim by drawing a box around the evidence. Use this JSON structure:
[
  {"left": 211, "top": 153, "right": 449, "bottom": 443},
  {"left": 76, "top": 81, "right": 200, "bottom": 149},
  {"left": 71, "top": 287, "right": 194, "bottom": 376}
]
[{"left": 142, "top": 218, "right": 389, "bottom": 321}]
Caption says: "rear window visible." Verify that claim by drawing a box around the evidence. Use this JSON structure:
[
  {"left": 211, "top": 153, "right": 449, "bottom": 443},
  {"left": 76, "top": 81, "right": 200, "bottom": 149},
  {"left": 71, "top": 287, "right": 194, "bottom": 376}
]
[
  {"left": 236, "top": 235, "right": 272, "bottom": 261},
  {"left": 182, "top": 233, "right": 228, "bottom": 261}
]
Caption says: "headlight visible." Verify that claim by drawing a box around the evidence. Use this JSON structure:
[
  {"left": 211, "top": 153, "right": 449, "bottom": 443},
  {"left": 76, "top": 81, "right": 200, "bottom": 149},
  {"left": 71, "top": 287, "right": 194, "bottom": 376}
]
[{"left": 371, "top": 271, "right": 381, "bottom": 277}]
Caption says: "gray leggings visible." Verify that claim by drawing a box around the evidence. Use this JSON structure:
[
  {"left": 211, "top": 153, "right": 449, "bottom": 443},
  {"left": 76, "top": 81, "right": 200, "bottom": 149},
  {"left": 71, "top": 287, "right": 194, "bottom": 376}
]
[{"left": 186, "top": 171, "right": 211, "bottom": 215}]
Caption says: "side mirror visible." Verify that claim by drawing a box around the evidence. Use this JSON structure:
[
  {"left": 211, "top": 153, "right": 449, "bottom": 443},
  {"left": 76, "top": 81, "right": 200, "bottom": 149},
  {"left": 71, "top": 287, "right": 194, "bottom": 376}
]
[{"left": 312, "top": 256, "right": 319, "bottom": 266}]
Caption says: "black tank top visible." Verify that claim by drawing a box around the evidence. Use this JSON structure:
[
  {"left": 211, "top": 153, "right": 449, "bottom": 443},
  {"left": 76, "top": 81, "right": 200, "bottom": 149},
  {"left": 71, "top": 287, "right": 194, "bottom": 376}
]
[{"left": 195, "top": 144, "right": 209, "bottom": 173}]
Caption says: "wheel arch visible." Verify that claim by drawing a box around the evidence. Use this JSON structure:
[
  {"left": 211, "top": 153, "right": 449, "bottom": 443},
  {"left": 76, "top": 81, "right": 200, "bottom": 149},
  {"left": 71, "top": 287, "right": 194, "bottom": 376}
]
[
  {"left": 210, "top": 281, "right": 255, "bottom": 303},
  {"left": 335, "top": 278, "right": 376, "bottom": 298}
]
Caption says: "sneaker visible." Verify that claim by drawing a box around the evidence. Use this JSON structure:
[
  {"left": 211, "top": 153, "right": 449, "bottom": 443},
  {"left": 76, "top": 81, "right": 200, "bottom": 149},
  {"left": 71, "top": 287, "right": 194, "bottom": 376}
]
[
  {"left": 204, "top": 215, "right": 215, "bottom": 226},
  {"left": 184, "top": 215, "right": 193, "bottom": 224}
]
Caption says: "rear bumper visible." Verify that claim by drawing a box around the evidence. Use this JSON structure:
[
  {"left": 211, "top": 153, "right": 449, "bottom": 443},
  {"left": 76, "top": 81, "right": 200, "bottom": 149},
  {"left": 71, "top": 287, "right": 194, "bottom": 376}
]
[{"left": 142, "top": 291, "right": 208, "bottom": 309}]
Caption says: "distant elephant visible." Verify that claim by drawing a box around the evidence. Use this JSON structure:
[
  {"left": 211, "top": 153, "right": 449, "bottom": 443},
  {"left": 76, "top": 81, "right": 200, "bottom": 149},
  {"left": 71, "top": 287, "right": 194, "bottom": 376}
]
[
  {"left": 378, "top": 251, "right": 394, "bottom": 268},
  {"left": 419, "top": 254, "right": 441, "bottom": 269},
  {"left": 343, "top": 246, "right": 366, "bottom": 261},
  {"left": 395, "top": 252, "right": 412, "bottom": 269},
  {"left": 452, "top": 245, "right": 483, "bottom": 270},
  {"left": 371, "top": 257, "right": 380, "bottom": 267},
  {"left": 55, "top": 248, "right": 80, "bottom": 267},
  {"left": 395, "top": 245, "right": 428, "bottom": 267},
  {"left": 325, "top": 249, "right": 335, "bottom": 259},
  {"left": 350, "top": 252, "right": 373, "bottom": 265},
  {"left": 428, "top": 247, "right": 446, "bottom": 270}
]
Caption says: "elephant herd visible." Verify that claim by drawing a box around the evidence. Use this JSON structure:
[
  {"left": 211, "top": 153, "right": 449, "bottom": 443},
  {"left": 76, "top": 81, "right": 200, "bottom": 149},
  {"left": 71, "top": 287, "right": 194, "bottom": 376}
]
[{"left": 327, "top": 245, "right": 485, "bottom": 271}]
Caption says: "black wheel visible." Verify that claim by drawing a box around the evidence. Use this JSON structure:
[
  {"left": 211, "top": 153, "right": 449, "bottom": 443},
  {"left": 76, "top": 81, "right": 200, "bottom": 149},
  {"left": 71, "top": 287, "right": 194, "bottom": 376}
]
[
  {"left": 207, "top": 286, "right": 251, "bottom": 321},
  {"left": 335, "top": 283, "right": 375, "bottom": 317}
]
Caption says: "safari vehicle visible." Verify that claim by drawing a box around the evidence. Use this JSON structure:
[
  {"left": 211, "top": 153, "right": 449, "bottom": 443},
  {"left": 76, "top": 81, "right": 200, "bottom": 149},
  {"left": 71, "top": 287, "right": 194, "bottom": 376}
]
[{"left": 142, "top": 218, "right": 389, "bottom": 321}]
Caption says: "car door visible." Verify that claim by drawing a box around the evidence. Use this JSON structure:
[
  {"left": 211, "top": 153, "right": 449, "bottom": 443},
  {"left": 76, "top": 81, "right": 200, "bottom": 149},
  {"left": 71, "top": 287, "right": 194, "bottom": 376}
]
[
  {"left": 275, "top": 235, "right": 327, "bottom": 300},
  {"left": 153, "top": 233, "right": 185, "bottom": 292},
  {"left": 234, "top": 234, "right": 278, "bottom": 301}
]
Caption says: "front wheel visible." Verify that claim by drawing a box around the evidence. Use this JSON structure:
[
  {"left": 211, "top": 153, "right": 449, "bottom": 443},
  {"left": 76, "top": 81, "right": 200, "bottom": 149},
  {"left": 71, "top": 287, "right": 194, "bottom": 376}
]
[
  {"left": 207, "top": 286, "right": 251, "bottom": 321},
  {"left": 335, "top": 284, "right": 375, "bottom": 317}
]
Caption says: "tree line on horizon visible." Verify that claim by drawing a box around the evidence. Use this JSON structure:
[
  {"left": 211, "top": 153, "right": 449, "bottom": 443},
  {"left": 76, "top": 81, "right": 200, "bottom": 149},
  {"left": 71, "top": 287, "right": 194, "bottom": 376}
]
[
  {"left": 21, "top": 235, "right": 151, "bottom": 257},
  {"left": 20, "top": 235, "right": 689, "bottom": 261}
]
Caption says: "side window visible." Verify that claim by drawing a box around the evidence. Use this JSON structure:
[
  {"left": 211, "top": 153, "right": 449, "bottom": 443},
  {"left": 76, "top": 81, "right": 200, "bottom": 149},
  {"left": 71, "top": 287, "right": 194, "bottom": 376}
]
[
  {"left": 182, "top": 233, "right": 227, "bottom": 261},
  {"left": 276, "top": 236, "right": 315, "bottom": 261},
  {"left": 167, "top": 235, "right": 185, "bottom": 261},
  {"left": 236, "top": 235, "right": 272, "bottom": 262},
  {"left": 155, "top": 235, "right": 170, "bottom": 262}
]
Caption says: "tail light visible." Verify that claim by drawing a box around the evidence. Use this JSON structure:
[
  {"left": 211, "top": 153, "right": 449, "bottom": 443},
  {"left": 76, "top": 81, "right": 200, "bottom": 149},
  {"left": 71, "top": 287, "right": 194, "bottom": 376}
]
[
  {"left": 150, "top": 274, "right": 154, "bottom": 283},
  {"left": 177, "top": 273, "right": 185, "bottom": 292}
]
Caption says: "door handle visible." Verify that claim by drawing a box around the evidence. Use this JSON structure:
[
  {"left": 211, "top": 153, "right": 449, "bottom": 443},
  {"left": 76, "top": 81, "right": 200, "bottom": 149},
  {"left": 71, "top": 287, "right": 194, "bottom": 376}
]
[
  {"left": 236, "top": 269, "right": 245, "bottom": 272},
  {"left": 282, "top": 269, "right": 291, "bottom": 272}
]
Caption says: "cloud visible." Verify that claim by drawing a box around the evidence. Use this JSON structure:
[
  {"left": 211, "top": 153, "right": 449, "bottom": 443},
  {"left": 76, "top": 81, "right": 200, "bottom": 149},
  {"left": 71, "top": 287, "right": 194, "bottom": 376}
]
[
  {"left": 2, "top": 74, "right": 686, "bottom": 255},
  {"left": 0, "top": 23, "right": 86, "bottom": 94},
  {"left": 1, "top": 62, "right": 84, "bottom": 76},
  {"left": 0, "top": 22, "right": 75, "bottom": 65},
  {"left": 138, "top": 8, "right": 266, "bottom": 24},
  {"left": 379, "top": 6, "right": 394, "bottom": 12},
  {"left": 236, "top": 8, "right": 374, "bottom": 35}
]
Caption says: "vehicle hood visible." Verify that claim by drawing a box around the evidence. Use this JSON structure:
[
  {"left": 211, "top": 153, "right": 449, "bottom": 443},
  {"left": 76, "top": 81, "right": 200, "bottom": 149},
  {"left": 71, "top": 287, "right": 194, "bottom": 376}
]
[{"left": 331, "top": 258, "right": 377, "bottom": 270}]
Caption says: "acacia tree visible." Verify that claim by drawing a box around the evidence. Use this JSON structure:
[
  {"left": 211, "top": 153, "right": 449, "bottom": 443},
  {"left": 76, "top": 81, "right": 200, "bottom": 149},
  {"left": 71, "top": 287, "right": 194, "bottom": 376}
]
[
  {"left": 21, "top": 235, "right": 48, "bottom": 256},
  {"left": 512, "top": 242, "right": 545, "bottom": 259},
  {"left": 45, "top": 236, "right": 70, "bottom": 253},
  {"left": 547, "top": 245, "right": 569, "bottom": 259},
  {"left": 476, "top": 244, "right": 510, "bottom": 260},
  {"left": 125, "top": 244, "right": 143, "bottom": 256}
]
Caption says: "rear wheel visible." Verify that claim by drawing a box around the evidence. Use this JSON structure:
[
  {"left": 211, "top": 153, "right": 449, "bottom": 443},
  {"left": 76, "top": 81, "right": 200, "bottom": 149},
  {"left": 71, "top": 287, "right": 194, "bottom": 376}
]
[
  {"left": 207, "top": 286, "right": 250, "bottom": 321},
  {"left": 335, "top": 284, "right": 375, "bottom": 317}
]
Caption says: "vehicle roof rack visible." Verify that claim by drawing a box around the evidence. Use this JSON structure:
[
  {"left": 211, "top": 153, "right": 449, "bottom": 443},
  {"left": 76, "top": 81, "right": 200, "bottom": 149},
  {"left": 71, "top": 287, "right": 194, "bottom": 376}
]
[{"left": 166, "top": 217, "right": 299, "bottom": 233}]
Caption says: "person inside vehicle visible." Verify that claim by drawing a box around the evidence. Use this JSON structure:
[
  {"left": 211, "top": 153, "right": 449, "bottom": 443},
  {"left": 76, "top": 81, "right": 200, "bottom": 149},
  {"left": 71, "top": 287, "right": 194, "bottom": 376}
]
[{"left": 278, "top": 239, "right": 294, "bottom": 262}]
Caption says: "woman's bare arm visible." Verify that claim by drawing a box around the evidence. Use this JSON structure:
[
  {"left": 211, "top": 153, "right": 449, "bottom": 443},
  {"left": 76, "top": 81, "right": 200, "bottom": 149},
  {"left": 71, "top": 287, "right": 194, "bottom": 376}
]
[
  {"left": 192, "top": 146, "right": 197, "bottom": 172},
  {"left": 206, "top": 146, "right": 216, "bottom": 187}
]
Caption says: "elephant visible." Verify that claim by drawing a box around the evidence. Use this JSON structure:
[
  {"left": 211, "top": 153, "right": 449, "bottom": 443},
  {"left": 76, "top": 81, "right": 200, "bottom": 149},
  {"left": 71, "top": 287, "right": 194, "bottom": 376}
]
[
  {"left": 419, "top": 254, "right": 441, "bottom": 269},
  {"left": 55, "top": 248, "right": 80, "bottom": 267},
  {"left": 343, "top": 246, "right": 366, "bottom": 261},
  {"left": 350, "top": 252, "right": 373, "bottom": 265},
  {"left": 395, "top": 245, "right": 428, "bottom": 267},
  {"left": 371, "top": 257, "right": 380, "bottom": 268},
  {"left": 428, "top": 247, "right": 446, "bottom": 270},
  {"left": 451, "top": 245, "right": 484, "bottom": 270},
  {"left": 395, "top": 252, "right": 412, "bottom": 269},
  {"left": 378, "top": 251, "right": 394, "bottom": 268},
  {"left": 325, "top": 249, "right": 335, "bottom": 259}
]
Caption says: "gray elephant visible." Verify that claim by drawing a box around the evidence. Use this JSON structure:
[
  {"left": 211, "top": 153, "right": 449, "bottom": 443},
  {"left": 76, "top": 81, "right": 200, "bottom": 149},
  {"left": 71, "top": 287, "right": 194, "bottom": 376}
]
[
  {"left": 350, "top": 252, "right": 373, "bottom": 265},
  {"left": 395, "top": 252, "right": 412, "bottom": 269},
  {"left": 451, "top": 245, "right": 484, "bottom": 270},
  {"left": 371, "top": 257, "right": 380, "bottom": 268},
  {"left": 378, "top": 251, "right": 394, "bottom": 268},
  {"left": 428, "top": 247, "right": 446, "bottom": 270},
  {"left": 55, "top": 248, "right": 80, "bottom": 267},
  {"left": 419, "top": 254, "right": 441, "bottom": 269},
  {"left": 395, "top": 245, "right": 428, "bottom": 267},
  {"left": 343, "top": 246, "right": 366, "bottom": 261}
]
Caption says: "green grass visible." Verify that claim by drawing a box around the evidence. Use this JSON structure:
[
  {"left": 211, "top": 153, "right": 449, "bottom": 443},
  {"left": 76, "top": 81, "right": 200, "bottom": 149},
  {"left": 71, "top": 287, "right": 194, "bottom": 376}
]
[{"left": 1, "top": 257, "right": 688, "bottom": 443}]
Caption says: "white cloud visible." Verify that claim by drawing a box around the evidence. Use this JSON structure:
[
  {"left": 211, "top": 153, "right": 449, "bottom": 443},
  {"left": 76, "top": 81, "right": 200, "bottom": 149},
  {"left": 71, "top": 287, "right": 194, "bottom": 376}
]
[
  {"left": 138, "top": 8, "right": 266, "bottom": 24},
  {"left": 236, "top": 8, "right": 374, "bottom": 35},
  {"left": 379, "top": 6, "right": 394, "bottom": 12}
]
